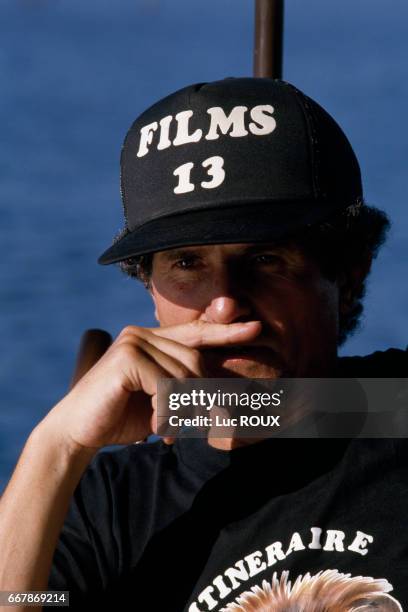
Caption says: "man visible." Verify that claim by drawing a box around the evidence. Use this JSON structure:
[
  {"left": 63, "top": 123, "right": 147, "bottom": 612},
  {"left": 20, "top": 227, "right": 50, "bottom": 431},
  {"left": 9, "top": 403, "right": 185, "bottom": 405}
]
[{"left": 0, "top": 78, "right": 406, "bottom": 611}]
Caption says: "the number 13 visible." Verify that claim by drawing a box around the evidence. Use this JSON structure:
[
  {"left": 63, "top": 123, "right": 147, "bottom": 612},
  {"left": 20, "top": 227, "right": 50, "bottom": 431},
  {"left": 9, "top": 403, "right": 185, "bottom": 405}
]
[{"left": 173, "top": 156, "right": 225, "bottom": 194}]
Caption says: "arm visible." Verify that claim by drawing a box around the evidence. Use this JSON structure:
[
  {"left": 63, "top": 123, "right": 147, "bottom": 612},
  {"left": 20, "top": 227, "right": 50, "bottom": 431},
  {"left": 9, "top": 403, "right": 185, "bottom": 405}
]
[
  {"left": 0, "top": 418, "right": 95, "bottom": 595},
  {"left": 0, "top": 321, "right": 260, "bottom": 610}
]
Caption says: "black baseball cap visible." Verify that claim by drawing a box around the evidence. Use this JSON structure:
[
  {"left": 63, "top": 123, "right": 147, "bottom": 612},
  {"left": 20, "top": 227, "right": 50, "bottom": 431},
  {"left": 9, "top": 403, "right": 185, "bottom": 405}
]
[{"left": 98, "top": 77, "right": 362, "bottom": 265}]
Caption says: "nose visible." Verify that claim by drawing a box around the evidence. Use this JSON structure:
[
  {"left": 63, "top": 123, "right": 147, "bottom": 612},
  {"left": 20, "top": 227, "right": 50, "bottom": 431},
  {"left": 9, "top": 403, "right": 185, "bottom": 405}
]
[{"left": 201, "top": 271, "right": 253, "bottom": 324}]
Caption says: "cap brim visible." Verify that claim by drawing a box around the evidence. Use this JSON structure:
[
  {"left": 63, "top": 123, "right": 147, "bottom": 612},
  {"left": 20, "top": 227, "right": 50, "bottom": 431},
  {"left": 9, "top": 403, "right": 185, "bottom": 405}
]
[{"left": 97, "top": 200, "right": 347, "bottom": 265}]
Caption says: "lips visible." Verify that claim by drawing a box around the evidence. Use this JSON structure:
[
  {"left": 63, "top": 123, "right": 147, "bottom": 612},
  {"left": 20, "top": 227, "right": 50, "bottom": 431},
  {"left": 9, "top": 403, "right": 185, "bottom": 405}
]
[
  {"left": 202, "top": 344, "right": 285, "bottom": 372},
  {"left": 213, "top": 345, "right": 274, "bottom": 360}
]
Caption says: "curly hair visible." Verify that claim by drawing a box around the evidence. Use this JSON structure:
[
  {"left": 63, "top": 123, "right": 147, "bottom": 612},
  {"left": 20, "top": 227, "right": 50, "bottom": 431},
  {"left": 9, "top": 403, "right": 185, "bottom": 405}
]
[{"left": 112, "top": 201, "right": 390, "bottom": 346}]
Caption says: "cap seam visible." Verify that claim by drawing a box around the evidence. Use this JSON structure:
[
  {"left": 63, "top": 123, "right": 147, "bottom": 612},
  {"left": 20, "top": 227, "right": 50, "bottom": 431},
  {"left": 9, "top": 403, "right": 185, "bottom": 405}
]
[
  {"left": 281, "top": 81, "right": 321, "bottom": 200},
  {"left": 120, "top": 138, "right": 130, "bottom": 228}
]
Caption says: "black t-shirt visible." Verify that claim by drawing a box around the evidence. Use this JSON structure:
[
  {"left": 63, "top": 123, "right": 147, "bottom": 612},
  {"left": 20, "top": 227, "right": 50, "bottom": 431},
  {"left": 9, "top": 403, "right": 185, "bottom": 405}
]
[{"left": 48, "top": 349, "right": 408, "bottom": 610}]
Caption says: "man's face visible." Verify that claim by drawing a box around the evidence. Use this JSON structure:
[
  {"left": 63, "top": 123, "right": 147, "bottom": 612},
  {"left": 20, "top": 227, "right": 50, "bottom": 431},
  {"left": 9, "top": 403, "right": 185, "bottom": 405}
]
[{"left": 150, "top": 242, "right": 340, "bottom": 378}]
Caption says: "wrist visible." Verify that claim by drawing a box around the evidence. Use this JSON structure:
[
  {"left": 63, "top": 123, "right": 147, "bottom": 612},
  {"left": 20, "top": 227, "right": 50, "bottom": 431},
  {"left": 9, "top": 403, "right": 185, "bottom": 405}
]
[{"left": 31, "top": 414, "right": 98, "bottom": 469}]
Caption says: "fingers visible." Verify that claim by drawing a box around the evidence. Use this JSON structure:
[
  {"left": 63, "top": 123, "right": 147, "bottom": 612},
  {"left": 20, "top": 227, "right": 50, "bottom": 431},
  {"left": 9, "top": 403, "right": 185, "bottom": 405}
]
[
  {"left": 112, "top": 337, "right": 203, "bottom": 444},
  {"left": 149, "top": 320, "right": 262, "bottom": 348},
  {"left": 103, "top": 343, "right": 170, "bottom": 397},
  {"left": 107, "top": 320, "right": 263, "bottom": 448},
  {"left": 134, "top": 338, "right": 201, "bottom": 379},
  {"left": 143, "top": 336, "right": 207, "bottom": 377},
  {"left": 116, "top": 328, "right": 207, "bottom": 377}
]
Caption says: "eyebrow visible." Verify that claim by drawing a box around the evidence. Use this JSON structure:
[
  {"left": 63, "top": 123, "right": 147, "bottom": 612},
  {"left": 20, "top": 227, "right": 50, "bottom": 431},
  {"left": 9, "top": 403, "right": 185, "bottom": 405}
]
[
  {"left": 159, "top": 248, "right": 204, "bottom": 263},
  {"left": 160, "top": 244, "right": 292, "bottom": 259}
]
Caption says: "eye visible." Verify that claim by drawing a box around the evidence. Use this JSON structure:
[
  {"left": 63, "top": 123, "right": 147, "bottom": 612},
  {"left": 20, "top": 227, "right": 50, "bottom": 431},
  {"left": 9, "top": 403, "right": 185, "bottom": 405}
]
[
  {"left": 173, "top": 255, "right": 201, "bottom": 270},
  {"left": 252, "top": 253, "right": 283, "bottom": 266}
]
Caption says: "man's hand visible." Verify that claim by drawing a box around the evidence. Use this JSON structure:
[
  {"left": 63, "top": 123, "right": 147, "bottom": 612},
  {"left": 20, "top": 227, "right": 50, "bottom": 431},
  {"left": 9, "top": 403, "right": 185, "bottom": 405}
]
[{"left": 41, "top": 320, "right": 262, "bottom": 452}]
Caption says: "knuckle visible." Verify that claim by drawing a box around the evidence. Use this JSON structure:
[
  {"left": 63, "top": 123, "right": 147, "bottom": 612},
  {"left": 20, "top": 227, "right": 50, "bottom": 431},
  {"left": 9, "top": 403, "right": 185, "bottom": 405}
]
[
  {"left": 116, "top": 328, "right": 146, "bottom": 349},
  {"left": 187, "top": 319, "right": 202, "bottom": 331},
  {"left": 185, "top": 320, "right": 205, "bottom": 344},
  {"left": 112, "top": 341, "right": 142, "bottom": 362},
  {"left": 117, "top": 325, "right": 143, "bottom": 341}
]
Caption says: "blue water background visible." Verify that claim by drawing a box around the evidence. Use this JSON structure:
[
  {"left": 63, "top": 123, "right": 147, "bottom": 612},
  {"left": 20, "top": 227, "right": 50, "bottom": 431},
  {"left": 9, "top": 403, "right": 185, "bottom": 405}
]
[{"left": 1, "top": 0, "right": 407, "bottom": 490}]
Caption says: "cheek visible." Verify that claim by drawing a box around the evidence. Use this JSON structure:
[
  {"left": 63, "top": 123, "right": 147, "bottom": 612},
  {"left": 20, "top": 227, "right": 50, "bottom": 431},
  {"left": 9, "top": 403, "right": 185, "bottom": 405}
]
[
  {"left": 152, "top": 290, "right": 202, "bottom": 326},
  {"left": 298, "top": 278, "right": 340, "bottom": 337},
  {"left": 258, "top": 278, "right": 339, "bottom": 339},
  {"left": 151, "top": 275, "right": 215, "bottom": 319}
]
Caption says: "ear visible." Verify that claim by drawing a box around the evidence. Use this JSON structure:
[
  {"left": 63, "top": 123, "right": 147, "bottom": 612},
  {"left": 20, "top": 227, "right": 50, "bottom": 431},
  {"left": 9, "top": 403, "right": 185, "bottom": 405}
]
[{"left": 338, "top": 251, "right": 373, "bottom": 317}]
